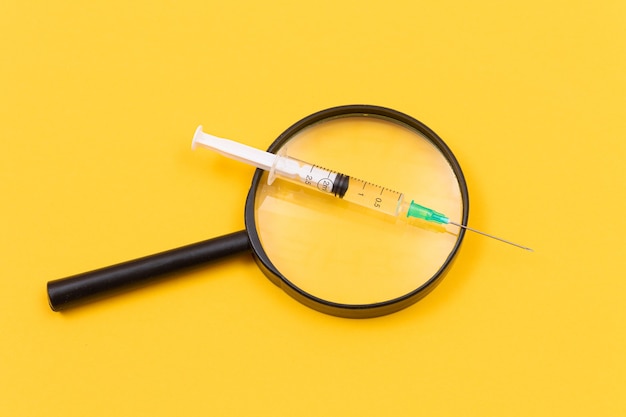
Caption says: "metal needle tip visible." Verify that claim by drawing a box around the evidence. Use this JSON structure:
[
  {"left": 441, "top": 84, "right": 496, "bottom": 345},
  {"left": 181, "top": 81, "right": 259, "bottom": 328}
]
[{"left": 448, "top": 221, "right": 533, "bottom": 252}]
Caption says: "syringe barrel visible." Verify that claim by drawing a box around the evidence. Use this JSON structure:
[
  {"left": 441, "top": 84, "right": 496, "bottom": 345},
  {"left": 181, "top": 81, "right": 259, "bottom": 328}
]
[{"left": 269, "top": 155, "right": 405, "bottom": 217}]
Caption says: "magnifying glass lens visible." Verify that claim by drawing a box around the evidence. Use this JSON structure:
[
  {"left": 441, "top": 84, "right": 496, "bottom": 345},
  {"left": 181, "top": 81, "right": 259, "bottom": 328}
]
[{"left": 253, "top": 113, "right": 464, "bottom": 309}]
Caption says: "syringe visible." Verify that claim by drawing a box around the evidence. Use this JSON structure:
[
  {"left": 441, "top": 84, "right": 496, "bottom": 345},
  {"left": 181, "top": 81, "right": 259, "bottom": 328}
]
[{"left": 193, "top": 126, "right": 532, "bottom": 251}]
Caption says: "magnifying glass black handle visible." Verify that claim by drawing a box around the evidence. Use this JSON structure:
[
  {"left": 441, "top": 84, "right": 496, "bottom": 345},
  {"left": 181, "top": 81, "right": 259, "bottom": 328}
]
[{"left": 47, "top": 230, "right": 250, "bottom": 311}]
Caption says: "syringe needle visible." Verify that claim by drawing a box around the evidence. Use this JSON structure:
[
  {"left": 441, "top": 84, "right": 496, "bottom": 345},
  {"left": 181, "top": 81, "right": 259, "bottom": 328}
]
[{"left": 448, "top": 221, "right": 533, "bottom": 251}]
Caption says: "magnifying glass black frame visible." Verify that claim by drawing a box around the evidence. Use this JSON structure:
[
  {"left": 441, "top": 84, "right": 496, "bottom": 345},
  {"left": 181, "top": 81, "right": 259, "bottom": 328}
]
[
  {"left": 47, "top": 105, "right": 468, "bottom": 318},
  {"left": 245, "top": 105, "right": 468, "bottom": 317}
]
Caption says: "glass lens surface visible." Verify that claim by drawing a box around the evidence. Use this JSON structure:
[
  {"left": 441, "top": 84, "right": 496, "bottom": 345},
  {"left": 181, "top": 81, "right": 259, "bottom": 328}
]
[{"left": 254, "top": 115, "right": 463, "bottom": 305}]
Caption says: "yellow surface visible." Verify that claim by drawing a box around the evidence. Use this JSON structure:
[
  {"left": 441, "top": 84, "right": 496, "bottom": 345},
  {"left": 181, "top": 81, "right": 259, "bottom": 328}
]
[{"left": 1, "top": 0, "right": 625, "bottom": 415}]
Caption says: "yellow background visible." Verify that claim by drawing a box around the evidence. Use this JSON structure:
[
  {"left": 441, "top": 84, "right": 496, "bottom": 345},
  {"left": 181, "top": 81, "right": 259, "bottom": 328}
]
[{"left": 1, "top": 0, "right": 625, "bottom": 415}]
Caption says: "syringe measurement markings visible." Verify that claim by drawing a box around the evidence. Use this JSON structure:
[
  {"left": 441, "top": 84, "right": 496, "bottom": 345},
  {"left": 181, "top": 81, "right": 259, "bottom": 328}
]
[
  {"left": 357, "top": 178, "right": 401, "bottom": 195},
  {"left": 357, "top": 181, "right": 366, "bottom": 197},
  {"left": 311, "top": 164, "right": 340, "bottom": 175},
  {"left": 308, "top": 166, "right": 400, "bottom": 194}
]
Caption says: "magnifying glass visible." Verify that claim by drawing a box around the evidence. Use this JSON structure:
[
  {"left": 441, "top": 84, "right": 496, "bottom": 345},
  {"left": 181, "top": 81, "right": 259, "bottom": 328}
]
[{"left": 47, "top": 105, "right": 470, "bottom": 318}]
